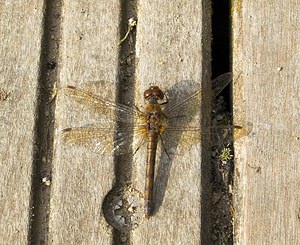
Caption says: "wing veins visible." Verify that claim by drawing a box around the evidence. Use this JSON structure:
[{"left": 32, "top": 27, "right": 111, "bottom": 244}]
[{"left": 64, "top": 86, "right": 146, "bottom": 121}]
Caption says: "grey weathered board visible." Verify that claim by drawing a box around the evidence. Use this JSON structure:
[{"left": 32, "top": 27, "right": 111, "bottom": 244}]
[
  {"left": 0, "top": 1, "right": 45, "bottom": 244},
  {"left": 132, "top": 1, "right": 210, "bottom": 244},
  {"left": 51, "top": 0, "right": 211, "bottom": 244},
  {"left": 232, "top": 1, "right": 300, "bottom": 244},
  {"left": 49, "top": 1, "right": 120, "bottom": 244}
]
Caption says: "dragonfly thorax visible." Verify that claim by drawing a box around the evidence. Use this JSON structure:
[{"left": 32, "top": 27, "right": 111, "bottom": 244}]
[
  {"left": 146, "top": 113, "right": 162, "bottom": 132},
  {"left": 144, "top": 105, "right": 167, "bottom": 134}
]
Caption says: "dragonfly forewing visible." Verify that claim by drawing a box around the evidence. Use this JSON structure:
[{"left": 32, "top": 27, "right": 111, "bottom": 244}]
[
  {"left": 62, "top": 124, "right": 147, "bottom": 155},
  {"left": 62, "top": 85, "right": 149, "bottom": 155},
  {"left": 63, "top": 86, "right": 146, "bottom": 124}
]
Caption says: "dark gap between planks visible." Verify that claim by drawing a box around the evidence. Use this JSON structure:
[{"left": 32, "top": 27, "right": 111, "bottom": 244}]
[
  {"left": 111, "top": 0, "right": 137, "bottom": 244},
  {"left": 28, "top": 0, "right": 62, "bottom": 244},
  {"left": 210, "top": 0, "right": 234, "bottom": 244}
]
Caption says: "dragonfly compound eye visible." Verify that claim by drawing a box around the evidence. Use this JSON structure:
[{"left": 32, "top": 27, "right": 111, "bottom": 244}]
[{"left": 144, "top": 86, "right": 164, "bottom": 100}]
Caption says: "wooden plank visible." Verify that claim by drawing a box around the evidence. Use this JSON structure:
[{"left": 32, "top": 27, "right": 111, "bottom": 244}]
[
  {"left": 132, "top": 0, "right": 211, "bottom": 244},
  {"left": 232, "top": 1, "right": 300, "bottom": 244},
  {"left": 49, "top": 1, "right": 120, "bottom": 244},
  {"left": 0, "top": 1, "right": 45, "bottom": 244}
]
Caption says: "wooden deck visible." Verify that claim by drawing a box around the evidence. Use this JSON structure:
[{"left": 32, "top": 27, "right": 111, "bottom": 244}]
[
  {"left": 232, "top": 0, "right": 300, "bottom": 244},
  {"left": 0, "top": 0, "right": 299, "bottom": 244},
  {"left": 0, "top": 1, "right": 45, "bottom": 244}
]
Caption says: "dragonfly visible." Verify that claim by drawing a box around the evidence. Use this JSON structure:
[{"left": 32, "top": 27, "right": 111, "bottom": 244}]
[{"left": 62, "top": 73, "right": 251, "bottom": 218}]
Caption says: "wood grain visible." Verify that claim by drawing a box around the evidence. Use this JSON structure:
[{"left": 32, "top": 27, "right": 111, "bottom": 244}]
[
  {"left": 132, "top": 0, "right": 211, "bottom": 244},
  {"left": 49, "top": 1, "right": 120, "bottom": 244},
  {"left": 52, "top": 0, "right": 212, "bottom": 244},
  {"left": 1, "top": 0, "right": 213, "bottom": 243},
  {"left": 232, "top": 1, "right": 300, "bottom": 244},
  {"left": 0, "top": 1, "right": 45, "bottom": 243},
  {"left": 2, "top": 0, "right": 298, "bottom": 243}
]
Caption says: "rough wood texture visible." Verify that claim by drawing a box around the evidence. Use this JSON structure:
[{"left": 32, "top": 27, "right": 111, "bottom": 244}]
[
  {"left": 132, "top": 0, "right": 211, "bottom": 244},
  {"left": 1, "top": 0, "right": 212, "bottom": 243},
  {"left": 232, "top": 1, "right": 300, "bottom": 244},
  {"left": 0, "top": 1, "right": 45, "bottom": 243},
  {"left": 49, "top": 1, "right": 120, "bottom": 244},
  {"left": 52, "top": 0, "right": 212, "bottom": 244}
]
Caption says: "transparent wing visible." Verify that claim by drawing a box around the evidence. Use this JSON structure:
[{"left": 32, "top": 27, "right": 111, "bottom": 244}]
[
  {"left": 161, "top": 73, "right": 251, "bottom": 153},
  {"left": 160, "top": 122, "right": 253, "bottom": 156},
  {"left": 164, "top": 72, "right": 232, "bottom": 124},
  {"left": 62, "top": 124, "right": 147, "bottom": 155},
  {"left": 62, "top": 85, "right": 148, "bottom": 155},
  {"left": 161, "top": 126, "right": 202, "bottom": 155},
  {"left": 211, "top": 72, "right": 233, "bottom": 97},
  {"left": 63, "top": 85, "right": 146, "bottom": 123}
]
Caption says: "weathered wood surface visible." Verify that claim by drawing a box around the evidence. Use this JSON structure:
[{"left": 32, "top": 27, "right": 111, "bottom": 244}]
[
  {"left": 0, "top": 1, "right": 45, "bottom": 244},
  {"left": 1, "top": 0, "right": 213, "bottom": 243},
  {"left": 232, "top": 1, "right": 300, "bottom": 244},
  {"left": 52, "top": 0, "right": 211, "bottom": 244},
  {"left": 132, "top": 1, "right": 211, "bottom": 244},
  {"left": 3, "top": 0, "right": 299, "bottom": 244},
  {"left": 49, "top": 1, "right": 120, "bottom": 244}
]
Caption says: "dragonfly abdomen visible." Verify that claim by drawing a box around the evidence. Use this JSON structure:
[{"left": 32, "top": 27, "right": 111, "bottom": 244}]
[{"left": 144, "top": 131, "right": 159, "bottom": 218}]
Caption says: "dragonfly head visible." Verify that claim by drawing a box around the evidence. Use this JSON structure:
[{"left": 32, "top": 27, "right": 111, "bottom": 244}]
[{"left": 144, "top": 86, "right": 164, "bottom": 104}]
